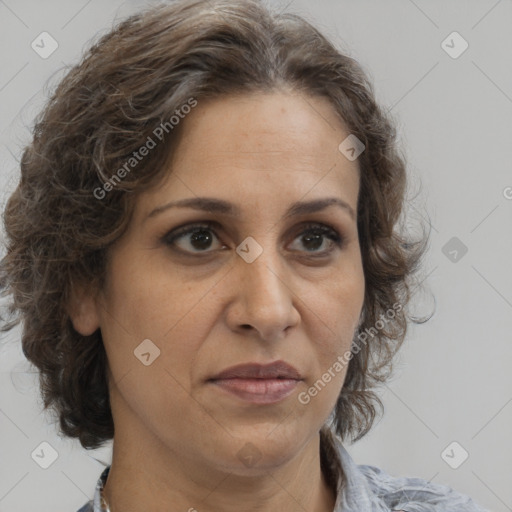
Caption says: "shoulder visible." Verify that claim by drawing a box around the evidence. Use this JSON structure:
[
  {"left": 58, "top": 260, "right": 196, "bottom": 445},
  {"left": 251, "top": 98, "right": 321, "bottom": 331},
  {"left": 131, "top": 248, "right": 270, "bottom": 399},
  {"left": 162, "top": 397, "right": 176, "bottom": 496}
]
[
  {"left": 326, "top": 432, "right": 490, "bottom": 512},
  {"left": 358, "top": 463, "right": 490, "bottom": 512}
]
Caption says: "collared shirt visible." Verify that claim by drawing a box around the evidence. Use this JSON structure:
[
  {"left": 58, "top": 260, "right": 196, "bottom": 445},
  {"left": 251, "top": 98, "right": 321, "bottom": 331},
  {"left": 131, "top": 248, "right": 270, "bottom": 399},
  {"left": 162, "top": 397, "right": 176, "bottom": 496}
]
[{"left": 76, "top": 431, "right": 489, "bottom": 512}]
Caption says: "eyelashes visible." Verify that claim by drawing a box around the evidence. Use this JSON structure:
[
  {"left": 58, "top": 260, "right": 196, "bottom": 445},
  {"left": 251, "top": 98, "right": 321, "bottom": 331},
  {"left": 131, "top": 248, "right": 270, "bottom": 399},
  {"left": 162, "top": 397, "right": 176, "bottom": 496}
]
[
  {"left": 161, "top": 221, "right": 345, "bottom": 257},
  {"left": 163, "top": 221, "right": 224, "bottom": 255}
]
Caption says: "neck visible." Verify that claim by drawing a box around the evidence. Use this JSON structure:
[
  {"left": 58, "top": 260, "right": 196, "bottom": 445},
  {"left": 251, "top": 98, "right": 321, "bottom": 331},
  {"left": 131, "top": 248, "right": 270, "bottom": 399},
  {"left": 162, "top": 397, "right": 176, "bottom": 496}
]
[{"left": 102, "top": 426, "right": 337, "bottom": 512}]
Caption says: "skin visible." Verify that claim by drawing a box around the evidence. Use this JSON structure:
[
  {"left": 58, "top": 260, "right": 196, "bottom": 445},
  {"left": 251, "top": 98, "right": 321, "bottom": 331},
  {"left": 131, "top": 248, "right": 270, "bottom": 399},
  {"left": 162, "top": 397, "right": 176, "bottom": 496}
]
[{"left": 70, "top": 90, "right": 365, "bottom": 512}]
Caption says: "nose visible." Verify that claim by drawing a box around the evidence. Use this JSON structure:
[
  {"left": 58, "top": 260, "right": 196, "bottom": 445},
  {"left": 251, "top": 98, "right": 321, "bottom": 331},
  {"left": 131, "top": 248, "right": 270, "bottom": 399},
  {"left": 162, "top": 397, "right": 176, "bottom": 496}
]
[{"left": 225, "top": 242, "right": 301, "bottom": 342}]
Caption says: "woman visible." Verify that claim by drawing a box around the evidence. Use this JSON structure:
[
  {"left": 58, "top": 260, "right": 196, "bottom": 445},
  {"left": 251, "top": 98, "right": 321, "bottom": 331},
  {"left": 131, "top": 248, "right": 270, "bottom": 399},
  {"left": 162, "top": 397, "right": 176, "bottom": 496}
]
[{"left": 0, "top": 1, "right": 489, "bottom": 511}]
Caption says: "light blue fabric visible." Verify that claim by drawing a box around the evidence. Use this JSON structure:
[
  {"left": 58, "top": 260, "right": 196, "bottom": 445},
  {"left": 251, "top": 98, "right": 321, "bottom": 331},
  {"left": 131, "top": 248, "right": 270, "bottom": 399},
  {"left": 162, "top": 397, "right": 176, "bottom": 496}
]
[
  {"left": 77, "top": 435, "right": 489, "bottom": 511},
  {"left": 334, "top": 442, "right": 489, "bottom": 511}
]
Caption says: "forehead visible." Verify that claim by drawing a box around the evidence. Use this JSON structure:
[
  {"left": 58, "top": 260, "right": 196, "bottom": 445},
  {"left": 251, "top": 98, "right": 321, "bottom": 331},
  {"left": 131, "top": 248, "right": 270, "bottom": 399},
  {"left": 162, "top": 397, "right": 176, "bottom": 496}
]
[{"left": 136, "top": 91, "right": 360, "bottom": 218}]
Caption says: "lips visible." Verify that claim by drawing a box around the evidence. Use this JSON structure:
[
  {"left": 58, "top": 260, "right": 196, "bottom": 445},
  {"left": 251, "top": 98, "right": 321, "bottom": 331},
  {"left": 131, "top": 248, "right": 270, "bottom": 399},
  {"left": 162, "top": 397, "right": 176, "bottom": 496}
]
[
  {"left": 210, "top": 360, "right": 302, "bottom": 380},
  {"left": 208, "top": 360, "right": 303, "bottom": 404}
]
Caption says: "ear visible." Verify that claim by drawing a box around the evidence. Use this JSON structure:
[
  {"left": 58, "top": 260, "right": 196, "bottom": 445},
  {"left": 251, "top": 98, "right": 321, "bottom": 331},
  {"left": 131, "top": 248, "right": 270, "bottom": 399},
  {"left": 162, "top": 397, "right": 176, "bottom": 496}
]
[{"left": 66, "top": 279, "right": 101, "bottom": 336}]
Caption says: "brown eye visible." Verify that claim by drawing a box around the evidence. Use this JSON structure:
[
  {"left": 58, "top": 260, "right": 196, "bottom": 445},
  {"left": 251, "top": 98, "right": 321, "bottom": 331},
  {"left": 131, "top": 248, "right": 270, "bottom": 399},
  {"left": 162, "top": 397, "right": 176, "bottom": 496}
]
[
  {"left": 288, "top": 223, "right": 344, "bottom": 255},
  {"left": 162, "top": 221, "right": 344, "bottom": 257},
  {"left": 163, "top": 222, "right": 225, "bottom": 254}
]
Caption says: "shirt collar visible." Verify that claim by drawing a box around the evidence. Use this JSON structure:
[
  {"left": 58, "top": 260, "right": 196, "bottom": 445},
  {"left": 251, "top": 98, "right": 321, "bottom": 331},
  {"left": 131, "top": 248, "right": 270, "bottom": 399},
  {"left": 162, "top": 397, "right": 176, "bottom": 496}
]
[
  {"left": 93, "top": 465, "right": 110, "bottom": 511},
  {"left": 332, "top": 441, "right": 393, "bottom": 512}
]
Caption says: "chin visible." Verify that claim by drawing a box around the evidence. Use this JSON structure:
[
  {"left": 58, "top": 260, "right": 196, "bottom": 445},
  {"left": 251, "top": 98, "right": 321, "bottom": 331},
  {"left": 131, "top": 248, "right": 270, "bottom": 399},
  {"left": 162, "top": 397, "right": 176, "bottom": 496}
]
[{"left": 216, "top": 425, "right": 311, "bottom": 472}]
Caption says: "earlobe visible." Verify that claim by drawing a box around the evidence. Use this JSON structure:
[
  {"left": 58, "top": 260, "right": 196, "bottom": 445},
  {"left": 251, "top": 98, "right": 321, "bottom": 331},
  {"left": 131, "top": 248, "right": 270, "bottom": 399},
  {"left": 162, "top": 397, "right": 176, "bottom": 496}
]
[{"left": 66, "top": 281, "right": 101, "bottom": 336}]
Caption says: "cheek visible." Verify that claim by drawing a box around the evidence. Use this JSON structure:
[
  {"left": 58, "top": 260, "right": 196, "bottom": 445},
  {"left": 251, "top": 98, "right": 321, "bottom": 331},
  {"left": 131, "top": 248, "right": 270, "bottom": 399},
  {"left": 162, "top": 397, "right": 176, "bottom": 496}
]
[
  {"left": 300, "top": 275, "right": 362, "bottom": 412},
  {"left": 100, "top": 256, "right": 222, "bottom": 384},
  {"left": 300, "top": 274, "right": 363, "bottom": 405},
  {"left": 101, "top": 266, "right": 211, "bottom": 426},
  {"left": 311, "top": 264, "right": 364, "bottom": 342},
  {"left": 101, "top": 252, "right": 197, "bottom": 339},
  {"left": 337, "top": 254, "right": 365, "bottom": 327}
]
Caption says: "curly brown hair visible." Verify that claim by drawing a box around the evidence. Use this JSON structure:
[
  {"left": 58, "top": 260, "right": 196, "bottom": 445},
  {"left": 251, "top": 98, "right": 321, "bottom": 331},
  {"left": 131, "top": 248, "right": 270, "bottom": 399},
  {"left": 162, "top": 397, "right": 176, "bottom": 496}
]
[{"left": 0, "top": 0, "right": 431, "bottom": 450}]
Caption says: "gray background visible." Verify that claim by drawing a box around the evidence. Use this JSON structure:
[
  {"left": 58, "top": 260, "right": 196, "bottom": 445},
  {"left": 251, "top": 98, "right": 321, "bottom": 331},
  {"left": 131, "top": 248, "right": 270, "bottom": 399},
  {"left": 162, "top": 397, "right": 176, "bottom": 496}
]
[{"left": 0, "top": 0, "right": 511, "bottom": 511}]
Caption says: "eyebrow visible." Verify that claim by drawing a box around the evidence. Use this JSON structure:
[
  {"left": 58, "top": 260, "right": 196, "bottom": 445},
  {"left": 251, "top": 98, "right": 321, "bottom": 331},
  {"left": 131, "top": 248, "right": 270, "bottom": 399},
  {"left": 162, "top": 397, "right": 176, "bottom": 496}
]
[{"left": 146, "top": 196, "right": 356, "bottom": 222}]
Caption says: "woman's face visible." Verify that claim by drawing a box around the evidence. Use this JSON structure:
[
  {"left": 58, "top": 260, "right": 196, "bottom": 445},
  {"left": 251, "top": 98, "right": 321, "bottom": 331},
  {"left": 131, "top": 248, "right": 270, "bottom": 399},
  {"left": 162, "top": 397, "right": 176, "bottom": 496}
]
[{"left": 76, "top": 91, "right": 365, "bottom": 475}]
